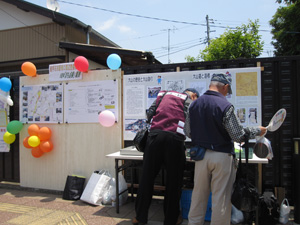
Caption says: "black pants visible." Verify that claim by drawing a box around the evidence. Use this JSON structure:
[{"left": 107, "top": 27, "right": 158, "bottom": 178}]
[{"left": 135, "top": 131, "right": 186, "bottom": 225}]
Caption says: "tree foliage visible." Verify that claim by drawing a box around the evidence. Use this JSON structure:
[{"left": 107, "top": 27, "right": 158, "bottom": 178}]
[
  {"left": 186, "top": 20, "right": 263, "bottom": 62},
  {"left": 276, "top": 0, "right": 298, "bottom": 4},
  {"left": 269, "top": 2, "right": 300, "bottom": 56}
]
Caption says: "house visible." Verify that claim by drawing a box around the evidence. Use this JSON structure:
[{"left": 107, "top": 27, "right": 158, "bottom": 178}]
[
  {"left": 0, "top": 0, "right": 160, "bottom": 75},
  {"left": 0, "top": 0, "right": 160, "bottom": 183}
]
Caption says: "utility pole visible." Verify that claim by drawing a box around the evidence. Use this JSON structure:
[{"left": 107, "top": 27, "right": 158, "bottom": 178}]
[
  {"left": 162, "top": 27, "right": 177, "bottom": 63},
  {"left": 206, "top": 15, "right": 210, "bottom": 46},
  {"left": 168, "top": 28, "right": 171, "bottom": 63},
  {"left": 206, "top": 15, "right": 215, "bottom": 46}
]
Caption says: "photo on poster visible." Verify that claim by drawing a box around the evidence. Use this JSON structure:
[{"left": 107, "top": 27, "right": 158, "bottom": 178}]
[
  {"left": 236, "top": 107, "right": 246, "bottom": 125},
  {"left": 147, "top": 86, "right": 161, "bottom": 108},
  {"left": 248, "top": 107, "right": 258, "bottom": 125},
  {"left": 148, "top": 86, "right": 161, "bottom": 99},
  {"left": 125, "top": 119, "right": 147, "bottom": 133},
  {"left": 165, "top": 79, "right": 185, "bottom": 92}
]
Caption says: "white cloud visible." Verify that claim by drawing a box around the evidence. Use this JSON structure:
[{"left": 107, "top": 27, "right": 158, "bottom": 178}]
[
  {"left": 118, "top": 25, "right": 132, "bottom": 33},
  {"left": 96, "top": 17, "right": 117, "bottom": 31}
]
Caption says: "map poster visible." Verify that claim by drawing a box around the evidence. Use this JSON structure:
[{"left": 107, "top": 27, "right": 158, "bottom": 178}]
[{"left": 20, "top": 84, "right": 64, "bottom": 123}]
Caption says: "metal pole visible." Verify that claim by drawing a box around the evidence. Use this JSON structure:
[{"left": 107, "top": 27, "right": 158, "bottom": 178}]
[{"left": 294, "top": 138, "right": 300, "bottom": 224}]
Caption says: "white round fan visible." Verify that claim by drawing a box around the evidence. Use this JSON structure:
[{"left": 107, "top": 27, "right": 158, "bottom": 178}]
[{"left": 46, "top": 0, "right": 60, "bottom": 12}]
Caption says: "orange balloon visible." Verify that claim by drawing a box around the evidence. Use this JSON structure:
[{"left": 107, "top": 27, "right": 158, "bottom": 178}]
[
  {"left": 23, "top": 136, "right": 31, "bottom": 148},
  {"left": 38, "top": 127, "right": 52, "bottom": 141},
  {"left": 28, "top": 124, "right": 40, "bottom": 136},
  {"left": 31, "top": 146, "right": 44, "bottom": 158},
  {"left": 40, "top": 140, "right": 53, "bottom": 153},
  {"left": 21, "top": 62, "right": 36, "bottom": 77}
]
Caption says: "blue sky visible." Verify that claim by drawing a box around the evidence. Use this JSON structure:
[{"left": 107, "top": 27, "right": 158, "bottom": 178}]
[{"left": 26, "top": 0, "right": 285, "bottom": 64}]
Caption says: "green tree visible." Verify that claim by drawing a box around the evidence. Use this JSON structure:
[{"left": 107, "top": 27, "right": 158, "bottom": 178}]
[
  {"left": 186, "top": 20, "right": 264, "bottom": 62},
  {"left": 276, "top": 0, "right": 298, "bottom": 4},
  {"left": 269, "top": 2, "right": 300, "bottom": 56}
]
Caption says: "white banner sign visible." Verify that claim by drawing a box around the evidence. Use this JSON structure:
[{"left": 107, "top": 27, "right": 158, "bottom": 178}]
[{"left": 49, "top": 62, "right": 82, "bottom": 82}]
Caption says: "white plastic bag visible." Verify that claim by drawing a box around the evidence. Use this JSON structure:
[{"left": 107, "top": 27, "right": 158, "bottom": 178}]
[
  {"left": 80, "top": 170, "right": 111, "bottom": 205},
  {"left": 254, "top": 136, "right": 273, "bottom": 160},
  {"left": 231, "top": 205, "right": 244, "bottom": 224},
  {"left": 279, "top": 198, "right": 290, "bottom": 224},
  {"left": 111, "top": 173, "right": 128, "bottom": 206},
  {"left": 102, "top": 178, "right": 114, "bottom": 205}
]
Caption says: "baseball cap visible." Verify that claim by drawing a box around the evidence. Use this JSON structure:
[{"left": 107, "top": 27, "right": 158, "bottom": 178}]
[
  {"left": 184, "top": 88, "right": 200, "bottom": 98},
  {"left": 211, "top": 73, "right": 232, "bottom": 94}
]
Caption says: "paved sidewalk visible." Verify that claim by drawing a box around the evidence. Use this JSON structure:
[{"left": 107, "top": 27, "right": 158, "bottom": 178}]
[
  {"left": 0, "top": 182, "right": 189, "bottom": 225},
  {"left": 0, "top": 182, "right": 295, "bottom": 225}
]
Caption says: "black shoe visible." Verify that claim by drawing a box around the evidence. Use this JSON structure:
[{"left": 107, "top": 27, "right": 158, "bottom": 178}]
[
  {"left": 176, "top": 213, "right": 183, "bottom": 225},
  {"left": 132, "top": 217, "right": 146, "bottom": 225}
]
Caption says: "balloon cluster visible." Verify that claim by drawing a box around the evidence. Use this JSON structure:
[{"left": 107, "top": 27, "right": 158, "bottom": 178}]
[
  {"left": 98, "top": 110, "right": 115, "bottom": 127},
  {"left": 0, "top": 77, "right": 13, "bottom": 106},
  {"left": 106, "top": 53, "right": 121, "bottom": 70},
  {"left": 74, "top": 56, "right": 89, "bottom": 72},
  {"left": 21, "top": 62, "right": 37, "bottom": 77},
  {"left": 23, "top": 124, "right": 53, "bottom": 158},
  {"left": 3, "top": 120, "right": 23, "bottom": 144}
]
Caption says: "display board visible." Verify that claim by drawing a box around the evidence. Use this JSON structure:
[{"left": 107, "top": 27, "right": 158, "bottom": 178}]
[
  {"left": 123, "top": 67, "right": 261, "bottom": 140},
  {"left": 19, "top": 70, "right": 122, "bottom": 191}
]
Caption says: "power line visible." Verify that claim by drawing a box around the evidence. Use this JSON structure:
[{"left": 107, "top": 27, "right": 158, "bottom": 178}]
[
  {"left": 156, "top": 41, "right": 207, "bottom": 59},
  {"left": 57, "top": 0, "right": 207, "bottom": 26}
]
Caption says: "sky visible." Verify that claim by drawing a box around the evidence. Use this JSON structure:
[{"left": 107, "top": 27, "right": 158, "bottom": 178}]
[{"left": 25, "top": 0, "right": 285, "bottom": 64}]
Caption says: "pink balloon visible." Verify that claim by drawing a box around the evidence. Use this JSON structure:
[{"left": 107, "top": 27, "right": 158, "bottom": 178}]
[
  {"left": 74, "top": 56, "right": 89, "bottom": 72},
  {"left": 98, "top": 110, "right": 115, "bottom": 127}
]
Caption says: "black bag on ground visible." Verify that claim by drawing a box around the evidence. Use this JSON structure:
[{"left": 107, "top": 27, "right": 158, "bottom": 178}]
[
  {"left": 258, "top": 192, "right": 280, "bottom": 225},
  {"left": 231, "top": 177, "right": 258, "bottom": 212},
  {"left": 231, "top": 138, "right": 259, "bottom": 212},
  {"left": 63, "top": 175, "right": 86, "bottom": 200},
  {"left": 133, "top": 127, "right": 148, "bottom": 152}
]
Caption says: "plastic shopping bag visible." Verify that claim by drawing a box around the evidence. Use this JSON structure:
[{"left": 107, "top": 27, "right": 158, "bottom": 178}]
[
  {"left": 80, "top": 170, "right": 111, "bottom": 205},
  {"left": 254, "top": 136, "right": 273, "bottom": 159},
  {"left": 279, "top": 198, "right": 290, "bottom": 224},
  {"left": 231, "top": 205, "right": 244, "bottom": 224},
  {"left": 111, "top": 173, "right": 128, "bottom": 206}
]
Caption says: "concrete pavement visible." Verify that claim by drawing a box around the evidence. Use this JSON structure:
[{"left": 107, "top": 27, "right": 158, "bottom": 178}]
[
  {"left": 0, "top": 182, "right": 189, "bottom": 225},
  {"left": 0, "top": 182, "right": 295, "bottom": 225}
]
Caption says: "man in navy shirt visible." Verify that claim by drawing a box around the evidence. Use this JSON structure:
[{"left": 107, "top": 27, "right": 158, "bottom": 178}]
[{"left": 185, "top": 73, "right": 266, "bottom": 225}]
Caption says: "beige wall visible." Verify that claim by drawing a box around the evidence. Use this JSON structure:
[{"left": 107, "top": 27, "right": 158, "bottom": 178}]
[
  {"left": 0, "top": 23, "right": 65, "bottom": 62},
  {"left": 19, "top": 69, "right": 122, "bottom": 191}
]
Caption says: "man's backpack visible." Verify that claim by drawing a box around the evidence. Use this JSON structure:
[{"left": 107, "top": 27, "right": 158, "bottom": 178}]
[{"left": 258, "top": 192, "right": 280, "bottom": 225}]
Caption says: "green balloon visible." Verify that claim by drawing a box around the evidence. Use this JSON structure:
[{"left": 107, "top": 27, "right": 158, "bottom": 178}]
[{"left": 7, "top": 120, "right": 23, "bottom": 134}]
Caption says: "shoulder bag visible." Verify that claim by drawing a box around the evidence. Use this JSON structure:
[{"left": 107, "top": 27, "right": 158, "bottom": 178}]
[{"left": 133, "top": 92, "right": 166, "bottom": 152}]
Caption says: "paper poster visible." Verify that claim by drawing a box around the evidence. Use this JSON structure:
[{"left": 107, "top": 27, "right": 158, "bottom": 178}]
[
  {"left": 20, "top": 84, "right": 64, "bottom": 123},
  {"left": 64, "top": 80, "right": 118, "bottom": 123}
]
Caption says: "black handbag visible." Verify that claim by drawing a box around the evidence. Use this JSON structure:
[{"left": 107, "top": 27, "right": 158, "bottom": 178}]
[
  {"left": 133, "top": 92, "right": 167, "bottom": 152},
  {"left": 231, "top": 139, "right": 259, "bottom": 212},
  {"left": 133, "top": 127, "right": 148, "bottom": 152},
  {"left": 62, "top": 175, "right": 86, "bottom": 200}
]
